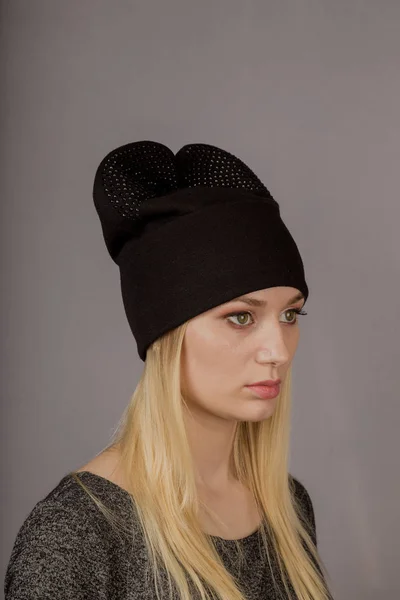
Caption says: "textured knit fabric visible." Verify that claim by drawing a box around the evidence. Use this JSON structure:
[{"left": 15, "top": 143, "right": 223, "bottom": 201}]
[{"left": 5, "top": 471, "right": 323, "bottom": 600}]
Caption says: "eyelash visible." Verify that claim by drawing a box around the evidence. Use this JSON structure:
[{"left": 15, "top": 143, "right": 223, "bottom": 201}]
[{"left": 225, "top": 308, "right": 308, "bottom": 329}]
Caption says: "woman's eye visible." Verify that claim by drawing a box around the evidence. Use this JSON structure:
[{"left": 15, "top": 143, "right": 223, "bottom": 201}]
[
  {"left": 226, "top": 312, "right": 254, "bottom": 327},
  {"left": 226, "top": 308, "right": 307, "bottom": 328},
  {"left": 282, "top": 309, "right": 300, "bottom": 324}
]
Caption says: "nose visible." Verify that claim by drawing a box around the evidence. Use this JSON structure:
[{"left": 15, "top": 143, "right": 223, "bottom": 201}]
[{"left": 255, "top": 327, "right": 291, "bottom": 366}]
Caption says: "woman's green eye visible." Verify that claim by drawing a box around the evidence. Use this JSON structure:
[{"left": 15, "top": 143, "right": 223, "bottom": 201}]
[{"left": 229, "top": 312, "right": 253, "bottom": 326}]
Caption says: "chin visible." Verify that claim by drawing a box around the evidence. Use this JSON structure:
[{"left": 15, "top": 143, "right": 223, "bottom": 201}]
[{"left": 239, "top": 404, "right": 277, "bottom": 422}]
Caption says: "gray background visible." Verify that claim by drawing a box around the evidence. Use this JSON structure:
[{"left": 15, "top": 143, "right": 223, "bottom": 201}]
[{"left": 1, "top": 1, "right": 399, "bottom": 598}]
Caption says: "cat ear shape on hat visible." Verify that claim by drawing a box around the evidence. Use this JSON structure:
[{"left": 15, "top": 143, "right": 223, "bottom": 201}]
[
  {"left": 93, "top": 140, "right": 279, "bottom": 264},
  {"left": 92, "top": 140, "right": 178, "bottom": 263},
  {"left": 175, "top": 143, "right": 276, "bottom": 203}
]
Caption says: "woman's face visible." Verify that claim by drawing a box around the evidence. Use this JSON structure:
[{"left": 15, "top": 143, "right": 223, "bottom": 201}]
[{"left": 180, "top": 286, "right": 306, "bottom": 422}]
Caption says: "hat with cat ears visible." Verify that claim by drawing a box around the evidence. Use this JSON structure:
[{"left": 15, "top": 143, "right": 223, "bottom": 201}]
[{"left": 93, "top": 140, "right": 308, "bottom": 361}]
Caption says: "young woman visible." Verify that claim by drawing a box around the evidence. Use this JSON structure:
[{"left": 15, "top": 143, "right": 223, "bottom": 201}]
[{"left": 5, "top": 141, "right": 334, "bottom": 599}]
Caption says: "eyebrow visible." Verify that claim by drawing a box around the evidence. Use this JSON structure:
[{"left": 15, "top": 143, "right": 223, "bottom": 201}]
[{"left": 229, "top": 292, "right": 305, "bottom": 307}]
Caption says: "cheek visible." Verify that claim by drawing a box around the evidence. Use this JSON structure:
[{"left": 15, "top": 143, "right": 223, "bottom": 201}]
[
  {"left": 289, "top": 330, "right": 300, "bottom": 355},
  {"left": 181, "top": 326, "right": 240, "bottom": 395}
]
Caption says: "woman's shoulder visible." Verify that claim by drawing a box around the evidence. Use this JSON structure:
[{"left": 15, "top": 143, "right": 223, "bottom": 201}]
[
  {"left": 15, "top": 468, "right": 133, "bottom": 534},
  {"left": 4, "top": 470, "right": 138, "bottom": 599},
  {"left": 289, "top": 473, "right": 317, "bottom": 546},
  {"left": 289, "top": 473, "right": 314, "bottom": 504}
]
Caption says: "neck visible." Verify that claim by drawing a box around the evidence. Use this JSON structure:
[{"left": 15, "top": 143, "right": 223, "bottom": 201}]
[{"left": 183, "top": 405, "right": 239, "bottom": 491}]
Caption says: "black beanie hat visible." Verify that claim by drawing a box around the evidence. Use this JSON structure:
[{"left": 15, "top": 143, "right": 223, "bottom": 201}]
[{"left": 92, "top": 141, "right": 309, "bottom": 361}]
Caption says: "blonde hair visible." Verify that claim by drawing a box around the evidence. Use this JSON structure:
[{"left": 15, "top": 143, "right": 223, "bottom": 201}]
[{"left": 70, "top": 321, "right": 332, "bottom": 600}]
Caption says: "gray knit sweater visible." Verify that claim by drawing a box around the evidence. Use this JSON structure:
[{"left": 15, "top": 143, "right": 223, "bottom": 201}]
[{"left": 4, "top": 471, "right": 328, "bottom": 599}]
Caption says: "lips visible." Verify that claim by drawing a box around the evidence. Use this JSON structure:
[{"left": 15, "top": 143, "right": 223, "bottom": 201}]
[{"left": 246, "top": 383, "right": 280, "bottom": 400}]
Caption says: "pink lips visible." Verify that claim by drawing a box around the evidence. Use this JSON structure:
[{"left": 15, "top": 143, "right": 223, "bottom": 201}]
[{"left": 245, "top": 382, "right": 281, "bottom": 399}]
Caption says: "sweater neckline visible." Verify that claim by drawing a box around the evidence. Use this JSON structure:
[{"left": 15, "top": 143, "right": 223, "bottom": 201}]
[{"left": 67, "top": 470, "right": 262, "bottom": 544}]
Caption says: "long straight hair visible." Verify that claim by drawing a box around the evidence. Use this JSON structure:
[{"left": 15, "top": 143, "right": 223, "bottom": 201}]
[{"left": 71, "top": 321, "right": 332, "bottom": 600}]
